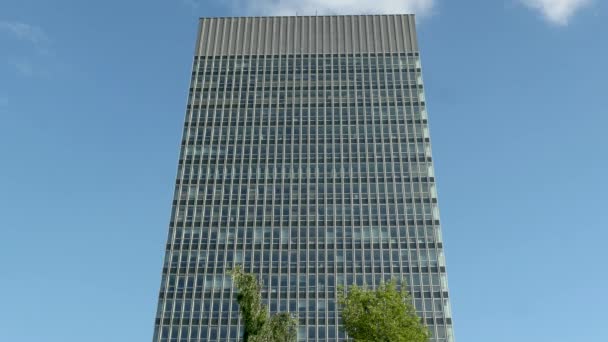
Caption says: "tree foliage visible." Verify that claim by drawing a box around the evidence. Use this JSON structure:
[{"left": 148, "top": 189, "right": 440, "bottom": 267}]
[
  {"left": 249, "top": 312, "right": 297, "bottom": 342},
  {"left": 337, "top": 280, "right": 430, "bottom": 342},
  {"left": 231, "top": 266, "right": 297, "bottom": 342}
]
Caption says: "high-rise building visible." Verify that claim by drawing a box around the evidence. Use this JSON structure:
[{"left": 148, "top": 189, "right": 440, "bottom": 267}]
[{"left": 153, "top": 15, "right": 454, "bottom": 341}]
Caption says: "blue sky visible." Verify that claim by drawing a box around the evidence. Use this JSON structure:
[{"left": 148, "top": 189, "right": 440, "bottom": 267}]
[{"left": 1, "top": 1, "right": 606, "bottom": 341}]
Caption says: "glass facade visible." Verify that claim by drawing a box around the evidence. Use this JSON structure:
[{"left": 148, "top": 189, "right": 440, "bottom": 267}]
[{"left": 153, "top": 15, "right": 454, "bottom": 342}]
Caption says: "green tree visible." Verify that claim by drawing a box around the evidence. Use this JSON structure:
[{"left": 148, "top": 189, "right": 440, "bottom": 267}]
[
  {"left": 230, "top": 266, "right": 297, "bottom": 342},
  {"left": 337, "top": 280, "right": 430, "bottom": 342}
]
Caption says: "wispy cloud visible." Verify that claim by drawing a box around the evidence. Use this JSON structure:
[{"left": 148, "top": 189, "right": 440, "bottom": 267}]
[
  {"left": 183, "top": 0, "right": 435, "bottom": 17},
  {"left": 0, "top": 95, "right": 7, "bottom": 114},
  {"left": 10, "top": 60, "right": 35, "bottom": 77},
  {"left": 0, "top": 21, "right": 49, "bottom": 46},
  {"left": 244, "top": 0, "right": 435, "bottom": 16},
  {"left": 1, "top": 21, "right": 52, "bottom": 77},
  {"left": 521, "top": 0, "right": 592, "bottom": 25},
  {"left": 180, "top": 0, "right": 201, "bottom": 9}
]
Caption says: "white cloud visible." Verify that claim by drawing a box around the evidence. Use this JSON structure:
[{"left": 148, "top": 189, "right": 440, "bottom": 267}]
[
  {"left": 521, "top": 0, "right": 592, "bottom": 25},
  {"left": 216, "top": 0, "right": 435, "bottom": 17},
  {"left": 0, "top": 21, "right": 49, "bottom": 45}
]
